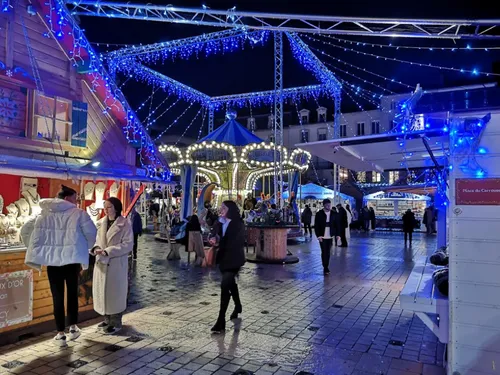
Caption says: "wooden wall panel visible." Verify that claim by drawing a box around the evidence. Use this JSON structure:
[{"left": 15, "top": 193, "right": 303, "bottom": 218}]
[{"left": 0, "top": 80, "right": 28, "bottom": 137}]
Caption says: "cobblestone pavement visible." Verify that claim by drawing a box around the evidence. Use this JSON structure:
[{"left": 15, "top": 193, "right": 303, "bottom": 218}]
[{"left": 0, "top": 232, "right": 446, "bottom": 375}]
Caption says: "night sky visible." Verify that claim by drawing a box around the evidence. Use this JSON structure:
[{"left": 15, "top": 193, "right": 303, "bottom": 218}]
[{"left": 77, "top": 0, "right": 500, "bottom": 140}]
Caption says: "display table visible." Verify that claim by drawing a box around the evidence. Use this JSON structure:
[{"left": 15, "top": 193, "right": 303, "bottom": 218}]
[
  {"left": 245, "top": 224, "right": 299, "bottom": 264},
  {"left": 0, "top": 249, "right": 97, "bottom": 345},
  {"left": 375, "top": 217, "right": 422, "bottom": 231}
]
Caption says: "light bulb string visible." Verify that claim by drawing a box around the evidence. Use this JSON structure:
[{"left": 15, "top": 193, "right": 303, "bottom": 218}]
[
  {"left": 197, "top": 106, "right": 208, "bottom": 141},
  {"left": 309, "top": 45, "right": 413, "bottom": 90},
  {"left": 303, "top": 34, "right": 500, "bottom": 77},
  {"left": 145, "top": 97, "right": 178, "bottom": 129},
  {"left": 154, "top": 102, "right": 195, "bottom": 141},
  {"left": 318, "top": 35, "right": 500, "bottom": 52},
  {"left": 174, "top": 106, "right": 204, "bottom": 146}
]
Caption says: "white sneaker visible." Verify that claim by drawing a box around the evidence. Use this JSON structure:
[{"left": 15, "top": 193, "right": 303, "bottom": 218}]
[
  {"left": 54, "top": 333, "right": 67, "bottom": 347},
  {"left": 103, "top": 326, "right": 122, "bottom": 335},
  {"left": 69, "top": 326, "right": 81, "bottom": 341}
]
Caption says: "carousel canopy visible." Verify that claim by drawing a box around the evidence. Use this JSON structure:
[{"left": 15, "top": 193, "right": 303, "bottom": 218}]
[{"left": 199, "top": 118, "right": 263, "bottom": 146}]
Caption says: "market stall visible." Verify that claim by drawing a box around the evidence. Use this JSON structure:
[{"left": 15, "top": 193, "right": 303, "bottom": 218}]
[
  {"left": 363, "top": 191, "right": 431, "bottom": 231},
  {"left": 0, "top": 172, "right": 140, "bottom": 343}
]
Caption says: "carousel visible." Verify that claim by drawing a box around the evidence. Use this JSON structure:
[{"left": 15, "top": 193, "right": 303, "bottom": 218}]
[
  {"left": 159, "top": 110, "right": 311, "bottom": 264},
  {"left": 159, "top": 110, "right": 311, "bottom": 220}
]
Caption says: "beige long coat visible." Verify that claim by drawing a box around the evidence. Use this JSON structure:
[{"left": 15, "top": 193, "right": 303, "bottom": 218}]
[{"left": 92, "top": 216, "right": 133, "bottom": 316}]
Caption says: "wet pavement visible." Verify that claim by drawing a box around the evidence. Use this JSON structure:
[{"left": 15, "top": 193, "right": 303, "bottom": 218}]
[{"left": 0, "top": 231, "right": 446, "bottom": 375}]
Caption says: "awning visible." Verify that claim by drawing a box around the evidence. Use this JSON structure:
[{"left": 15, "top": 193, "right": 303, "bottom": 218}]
[{"left": 296, "top": 131, "right": 449, "bottom": 172}]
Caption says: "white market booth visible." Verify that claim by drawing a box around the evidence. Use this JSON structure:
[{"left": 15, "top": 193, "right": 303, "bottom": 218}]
[
  {"left": 364, "top": 190, "right": 431, "bottom": 231},
  {"left": 296, "top": 111, "right": 500, "bottom": 375}
]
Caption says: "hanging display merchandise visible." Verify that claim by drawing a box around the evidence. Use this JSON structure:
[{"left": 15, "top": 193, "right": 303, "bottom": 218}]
[
  {"left": 83, "top": 182, "right": 95, "bottom": 200},
  {"left": 94, "top": 182, "right": 106, "bottom": 209},
  {"left": 109, "top": 182, "right": 120, "bottom": 198}
]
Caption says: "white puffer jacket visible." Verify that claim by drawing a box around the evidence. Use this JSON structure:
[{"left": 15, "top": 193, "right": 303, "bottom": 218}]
[{"left": 22, "top": 199, "right": 97, "bottom": 271}]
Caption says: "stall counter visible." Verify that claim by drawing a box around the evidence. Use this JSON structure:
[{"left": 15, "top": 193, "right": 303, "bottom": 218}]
[{"left": 0, "top": 249, "right": 96, "bottom": 343}]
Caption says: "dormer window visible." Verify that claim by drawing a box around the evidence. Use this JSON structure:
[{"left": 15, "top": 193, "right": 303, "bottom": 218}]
[
  {"left": 299, "top": 109, "right": 310, "bottom": 124},
  {"left": 317, "top": 107, "right": 327, "bottom": 122}
]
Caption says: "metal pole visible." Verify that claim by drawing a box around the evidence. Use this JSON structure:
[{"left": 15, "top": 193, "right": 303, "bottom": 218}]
[
  {"left": 208, "top": 105, "right": 215, "bottom": 134},
  {"left": 273, "top": 31, "right": 284, "bottom": 208}
]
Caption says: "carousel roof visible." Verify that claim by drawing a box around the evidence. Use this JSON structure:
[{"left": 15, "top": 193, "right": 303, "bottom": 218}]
[{"left": 199, "top": 118, "right": 263, "bottom": 146}]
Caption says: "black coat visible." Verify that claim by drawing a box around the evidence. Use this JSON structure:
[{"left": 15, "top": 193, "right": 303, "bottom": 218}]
[
  {"left": 337, "top": 207, "right": 349, "bottom": 229},
  {"left": 301, "top": 208, "right": 312, "bottom": 225},
  {"left": 216, "top": 220, "right": 246, "bottom": 272},
  {"left": 402, "top": 211, "right": 416, "bottom": 233},
  {"left": 314, "top": 209, "right": 340, "bottom": 238}
]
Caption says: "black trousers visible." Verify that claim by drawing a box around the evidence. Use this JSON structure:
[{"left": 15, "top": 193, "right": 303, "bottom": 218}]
[
  {"left": 404, "top": 231, "right": 413, "bottom": 244},
  {"left": 47, "top": 263, "right": 80, "bottom": 332},
  {"left": 303, "top": 223, "right": 312, "bottom": 236},
  {"left": 217, "top": 270, "right": 241, "bottom": 323},
  {"left": 338, "top": 229, "right": 348, "bottom": 247},
  {"left": 133, "top": 233, "right": 139, "bottom": 258},
  {"left": 319, "top": 239, "right": 333, "bottom": 272}
]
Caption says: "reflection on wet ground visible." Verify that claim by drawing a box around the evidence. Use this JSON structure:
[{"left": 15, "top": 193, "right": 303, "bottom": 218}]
[{"left": 0, "top": 232, "right": 445, "bottom": 375}]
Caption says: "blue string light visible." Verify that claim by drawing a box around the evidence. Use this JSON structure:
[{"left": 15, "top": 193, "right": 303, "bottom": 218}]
[
  {"left": 323, "top": 35, "right": 500, "bottom": 52},
  {"left": 106, "top": 29, "right": 270, "bottom": 71},
  {"left": 42, "top": 0, "right": 169, "bottom": 179},
  {"left": 304, "top": 34, "right": 500, "bottom": 78}
]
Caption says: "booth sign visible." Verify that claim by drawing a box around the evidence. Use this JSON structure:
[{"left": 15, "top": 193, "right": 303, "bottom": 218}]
[
  {"left": 456, "top": 178, "right": 500, "bottom": 205},
  {"left": 0, "top": 270, "right": 33, "bottom": 328}
]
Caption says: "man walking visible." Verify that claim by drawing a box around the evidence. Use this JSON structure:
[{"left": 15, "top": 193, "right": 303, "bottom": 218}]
[
  {"left": 336, "top": 203, "right": 349, "bottom": 247},
  {"left": 22, "top": 185, "right": 97, "bottom": 347},
  {"left": 314, "top": 199, "right": 339, "bottom": 275}
]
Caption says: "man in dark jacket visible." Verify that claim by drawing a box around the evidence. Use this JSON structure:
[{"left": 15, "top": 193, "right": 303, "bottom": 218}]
[
  {"left": 336, "top": 204, "right": 349, "bottom": 247},
  {"left": 402, "top": 209, "right": 416, "bottom": 246},
  {"left": 314, "top": 199, "right": 339, "bottom": 275}
]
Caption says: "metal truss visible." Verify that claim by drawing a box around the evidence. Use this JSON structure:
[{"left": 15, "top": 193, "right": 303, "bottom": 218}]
[
  {"left": 67, "top": 1, "right": 500, "bottom": 39},
  {"left": 208, "top": 106, "right": 215, "bottom": 133},
  {"left": 273, "top": 31, "right": 284, "bottom": 207}
]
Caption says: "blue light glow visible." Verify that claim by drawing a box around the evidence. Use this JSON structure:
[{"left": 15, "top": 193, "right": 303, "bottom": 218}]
[{"left": 478, "top": 147, "right": 487, "bottom": 154}]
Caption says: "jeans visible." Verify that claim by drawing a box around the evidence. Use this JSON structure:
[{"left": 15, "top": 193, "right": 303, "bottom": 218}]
[
  {"left": 217, "top": 270, "right": 241, "bottom": 323},
  {"left": 319, "top": 239, "right": 333, "bottom": 272},
  {"left": 47, "top": 263, "right": 80, "bottom": 332}
]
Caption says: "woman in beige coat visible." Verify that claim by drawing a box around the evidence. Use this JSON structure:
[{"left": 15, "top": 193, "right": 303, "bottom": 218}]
[{"left": 91, "top": 197, "right": 133, "bottom": 335}]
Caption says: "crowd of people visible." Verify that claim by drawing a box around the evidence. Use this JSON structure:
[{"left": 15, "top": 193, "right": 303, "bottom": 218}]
[{"left": 23, "top": 186, "right": 444, "bottom": 348}]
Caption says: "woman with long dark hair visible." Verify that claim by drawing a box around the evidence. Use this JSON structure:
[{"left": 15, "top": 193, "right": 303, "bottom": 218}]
[
  {"left": 91, "top": 197, "right": 133, "bottom": 334},
  {"left": 209, "top": 200, "right": 245, "bottom": 333}
]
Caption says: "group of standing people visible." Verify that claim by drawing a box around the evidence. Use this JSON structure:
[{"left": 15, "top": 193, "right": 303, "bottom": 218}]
[{"left": 22, "top": 185, "right": 134, "bottom": 347}]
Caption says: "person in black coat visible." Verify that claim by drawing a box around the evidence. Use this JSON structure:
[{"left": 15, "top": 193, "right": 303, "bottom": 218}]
[
  {"left": 301, "top": 205, "right": 313, "bottom": 239},
  {"left": 336, "top": 203, "right": 349, "bottom": 247},
  {"left": 209, "top": 200, "right": 245, "bottom": 333},
  {"left": 130, "top": 208, "right": 143, "bottom": 260},
  {"left": 314, "top": 199, "right": 339, "bottom": 275},
  {"left": 402, "top": 209, "right": 416, "bottom": 246}
]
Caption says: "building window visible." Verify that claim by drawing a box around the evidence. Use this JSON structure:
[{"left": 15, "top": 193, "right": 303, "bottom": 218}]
[
  {"left": 301, "top": 129, "right": 309, "bottom": 142},
  {"left": 356, "top": 172, "right": 366, "bottom": 183},
  {"left": 269, "top": 135, "right": 275, "bottom": 143},
  {"left": 339, "top": 168, "right": 348, "bottom": 183},
  {"left": 34, "top": 93, "right": 72, "bottom": 142},
  {"left": 301, "top": 115, "right": 309, "bottom": 125},
  {"left": 318, "top": 128, "right": 327, "bottom": 141},
  {"left": 372, "top": 172, "right": 382, "bottom": 183},
  {"left": 357, "top": 122, "right": 365, "bottom": 136},
  {"left": 389, "top": 171, "right": 400, "bottom": 184},
  {"left": 371, "top": 120, "right": 380, "bottom": 134},
  {"left": 317, "top": 107, "right": 327, "bottom": 122},
  {"left": 340, "top": 125, "right": 347, "bottom": 137}
]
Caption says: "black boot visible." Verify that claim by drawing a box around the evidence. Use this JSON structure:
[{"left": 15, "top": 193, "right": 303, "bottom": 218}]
[
  {"left": 229, "top": 283, "right": 242, "bottom": 320},
  {"left": 211, "top": 318, "right": 226, "bottom": 333},
  {"left": 212, "top": 283, "right": 231, "bottom": 333}
]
